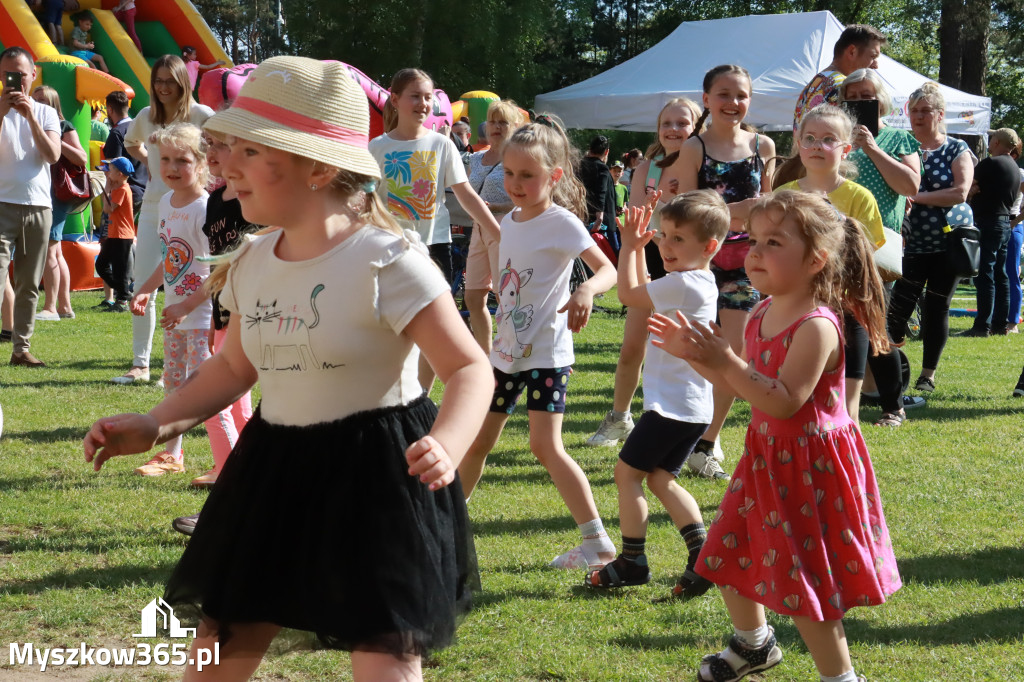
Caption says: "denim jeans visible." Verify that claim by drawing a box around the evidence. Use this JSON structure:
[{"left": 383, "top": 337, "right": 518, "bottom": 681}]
[
  {"left": 973, "top": 215, "right": 1011, "bottom": 331},
  {"left": 1005, "top": 224, "right": 1023, "bottom": 326}
]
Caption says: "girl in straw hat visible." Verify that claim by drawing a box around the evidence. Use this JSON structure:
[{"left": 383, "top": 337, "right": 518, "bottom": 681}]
[{"left": 84, "top": 55, "right": 493, "bottom": 681}]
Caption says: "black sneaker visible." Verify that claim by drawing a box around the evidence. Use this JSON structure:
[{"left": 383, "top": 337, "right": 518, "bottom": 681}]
[
  {"left": 92, "top": 300, "right": 115, "bottom": 310},
  {"left": 1014, "top": 380, "right": 1024, "bottom": 398},
  {"left": 171, "top": 513, "right": 199, "bottom": 536},
  {"left": 914, "top": 376, "right": 935, "bottom": 393},
  {"left": 957, "top": 327, "right": 990, "bottom": 338},
  {"left": 105, "top": 302, "right": 129, "bottom": 313}
]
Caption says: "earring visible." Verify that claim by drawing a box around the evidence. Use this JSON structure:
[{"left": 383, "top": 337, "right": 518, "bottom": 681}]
[{"left": 310, "top": 184, "right": 319, "bottom": 191}]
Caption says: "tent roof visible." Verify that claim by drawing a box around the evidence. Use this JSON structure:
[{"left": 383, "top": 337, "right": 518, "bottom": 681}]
[{"left": 534, "top": 11, "right": 990, "bottom": 135}]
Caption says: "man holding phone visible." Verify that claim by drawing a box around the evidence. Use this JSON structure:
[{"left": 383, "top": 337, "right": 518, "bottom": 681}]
[
  {"left": 793, "top": 24, "right": 887, "bottom": 133},
  {"left": 0, "top": 46, "right": 61, "bottom": 367}
]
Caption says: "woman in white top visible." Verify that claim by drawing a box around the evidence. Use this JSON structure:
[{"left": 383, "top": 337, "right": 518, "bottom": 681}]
[{"left": 117, "top": 54, "right": 214, "bottom": 385}]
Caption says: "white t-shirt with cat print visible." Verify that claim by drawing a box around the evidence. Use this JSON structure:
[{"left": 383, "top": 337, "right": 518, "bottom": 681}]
[
  {"left": 490, "top": 204, "right": 594, "bottom": 374},
  {"left": 157, "top": 191, "right": 212, "bottom": 331},
  {"left": 220, "top": 226, "right": 448, "bottom": 426}
]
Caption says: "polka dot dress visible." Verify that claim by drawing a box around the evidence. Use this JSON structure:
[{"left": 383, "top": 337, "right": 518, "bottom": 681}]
[
  {"left": 849, "top": 127, "right": 920, "bottom": 231},
  {"left": 905, "top": 138, "right": 975, "bottom": 255},
  {"left": 695, "top": 303, "right": 902, "bottom": 621}
]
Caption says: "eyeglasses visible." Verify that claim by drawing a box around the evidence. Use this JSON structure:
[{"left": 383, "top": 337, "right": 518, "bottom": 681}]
[
  {"left": 909, "top": 108, "right": 939, "bottom": 116},
  {"left": 152, "top": 78, "right": 179, "bottom": 88},
  {"left": 798, "top": 134, "right": 845, "bottom": 151}
]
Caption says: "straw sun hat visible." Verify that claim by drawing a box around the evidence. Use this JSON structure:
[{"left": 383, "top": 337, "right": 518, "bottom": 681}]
[{"left": 203, "top": 55, "right": 381, "bottom": 180}]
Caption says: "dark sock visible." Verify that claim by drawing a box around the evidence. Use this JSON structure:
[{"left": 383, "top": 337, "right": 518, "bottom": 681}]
[
  {"left": 680, "top": 522, "right": 707, "bottom": 571},
  {"left": 693, "top": 439, "right": 714, "bottom": 455},
  {"left": 621, "top": 535, "right": 646, "bottom": 562}
]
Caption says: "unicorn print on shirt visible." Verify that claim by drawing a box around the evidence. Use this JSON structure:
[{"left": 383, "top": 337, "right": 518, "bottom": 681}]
[{"left": 493, "top": 259, "right": 534, "bottom": 362}]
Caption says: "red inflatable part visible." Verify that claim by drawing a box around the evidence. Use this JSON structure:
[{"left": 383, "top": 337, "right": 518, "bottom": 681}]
[
  {"left": 198, "top": 64, "right": 258, "bottom": 110},
  {"left": 64, "top": 241, "right": 104, "bottom": 291},
  {"left": 199, "top": 62, "right": 453, "bottom": 141}
]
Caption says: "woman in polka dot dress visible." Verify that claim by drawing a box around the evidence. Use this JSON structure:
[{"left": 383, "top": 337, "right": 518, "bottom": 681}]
[
  {"left": 650, "top": 191, "right": 900, "bottom": 682},
  {"left": 458, "top": 118, "right": 620, "bottom": 572},
  {"left": 886, "top": 82, "right": 974, "bottom": 395}
]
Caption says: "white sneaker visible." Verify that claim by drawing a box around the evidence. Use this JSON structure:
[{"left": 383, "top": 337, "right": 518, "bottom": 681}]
[
  {"left": 34, "top": 310, "right": 60, "bottom": 321},
  {"left": 711, "top": 438, "right": 725, "bottom": 462},
  {"left": 586, "top": 411, "right": 634, "bottom": 447}
]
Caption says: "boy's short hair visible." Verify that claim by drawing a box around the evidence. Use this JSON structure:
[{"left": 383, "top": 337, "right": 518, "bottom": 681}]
[
  {"left": 660, "top": 189, "right": 730, "bottom": 244},
  {"left": 72, "top": 11, "right": 90, "bottom": 22}
]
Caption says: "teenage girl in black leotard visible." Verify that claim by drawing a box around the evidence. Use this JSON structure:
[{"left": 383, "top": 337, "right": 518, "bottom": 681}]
[{"left": 666, "top": 65, "right": 776, "bottom": 471}]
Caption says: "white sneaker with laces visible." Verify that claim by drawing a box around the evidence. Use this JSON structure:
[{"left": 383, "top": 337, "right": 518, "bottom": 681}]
[{"left": 585, "top": 410, "right": 634, "bottom": 447}]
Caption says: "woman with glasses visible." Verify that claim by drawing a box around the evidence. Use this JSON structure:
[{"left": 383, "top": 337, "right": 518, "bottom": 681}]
[
  {"left": 114, "top": 55, "right": 215, "bottom": 387},
  {"left": 839, "top": 69, "right": 924, "bottom": 426},
  {"left": 886, "top": 81, "right": 974, "bottom": 396}
]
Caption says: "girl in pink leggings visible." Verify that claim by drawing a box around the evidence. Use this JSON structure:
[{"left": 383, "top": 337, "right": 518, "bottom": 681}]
[
  {"left": 128, "top": 123, "right": 236, "bottom": 483},
  {"left": 112, "top": 0, "right": 142, "bottom": 53}
]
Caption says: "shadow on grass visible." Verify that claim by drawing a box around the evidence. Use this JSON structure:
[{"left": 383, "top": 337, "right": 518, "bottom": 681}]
[
  {"left": 897, "top": 545, "right": 1024, "bottom": 584},
  {"left": 3, "top": 426, "right": 88, "bottom": 444},
  {"left": 1, "top": 560, "right": 178, "bottom": 595},
  {"left": 0, "top": 526, "right": 184, "bottom": 556},
  {"left": 850, "top": 605, "right": 1024, "bottom": 645}
]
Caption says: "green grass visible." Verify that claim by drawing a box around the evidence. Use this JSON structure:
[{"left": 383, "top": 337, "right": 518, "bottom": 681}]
[{"left": 1, "top": 290, "right": 1022, "bottom": 681}]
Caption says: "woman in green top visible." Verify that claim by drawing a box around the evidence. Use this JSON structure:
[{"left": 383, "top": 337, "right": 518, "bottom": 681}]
[
  {"left": 839, "top": 69, "right": 923, "bottom": 427},
  {"left": 840, "top": 69, "right": 921, "bottom": 231}
]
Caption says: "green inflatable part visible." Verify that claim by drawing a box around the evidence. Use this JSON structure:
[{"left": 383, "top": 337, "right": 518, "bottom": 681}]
[
  {"left": 83, "top": 11, "right": 149, "bottom": 114},
  {"left": 463, "top": 93, "right": 499, "bottom": 146}
]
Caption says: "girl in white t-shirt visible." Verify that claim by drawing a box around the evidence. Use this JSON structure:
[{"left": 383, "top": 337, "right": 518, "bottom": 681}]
[
  {"left": 369, "top": 68, "right": 501, "bottom": 389},
  {"left": 127, "top": 123, "right": 234, "bottom": 478},
  {"left": 458, "top": 116, "right": 619, "bottom": 570},
  {"left": 85, "top": 57, "right": 491, "bottom": 681}
]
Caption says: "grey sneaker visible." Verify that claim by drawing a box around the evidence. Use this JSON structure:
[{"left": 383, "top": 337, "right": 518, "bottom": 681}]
[
  {"left": 171, "top": 513, "right": 199, "bottom": 536},
  {"left": 687, "top": 441, "right": 729, "bottom": 480},
  {"left": 586, "top": 411, "right": 634, "bottom": 447}
]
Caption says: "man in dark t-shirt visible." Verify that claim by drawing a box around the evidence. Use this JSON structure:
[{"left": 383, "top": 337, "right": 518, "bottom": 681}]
[
  {"left": 578, "top": 135, "right": 617, "bottom": 237},
  {"left": 964, "top": 128, "right": 1023, "bottom": 335}
]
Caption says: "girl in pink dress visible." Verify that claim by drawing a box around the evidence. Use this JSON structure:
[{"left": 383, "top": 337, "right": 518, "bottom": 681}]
[{"left": 649, "top": 190, "right": 900, "bottom": 682}]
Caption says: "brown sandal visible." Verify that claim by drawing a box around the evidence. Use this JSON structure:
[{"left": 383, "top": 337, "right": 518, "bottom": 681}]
[{"left": 874, "top": 409, "right": 905, "bottom": 427}]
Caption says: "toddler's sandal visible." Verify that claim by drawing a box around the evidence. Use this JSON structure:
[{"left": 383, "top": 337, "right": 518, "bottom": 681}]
[
  {"left": 585, "top": 557, "right": 650, "bottom": 588},
  {"left": 697, "top": 627, "right": 783, "bottom": 682},
  {"left": 672, "top": 569, "right": 714, "bottom": 600}
]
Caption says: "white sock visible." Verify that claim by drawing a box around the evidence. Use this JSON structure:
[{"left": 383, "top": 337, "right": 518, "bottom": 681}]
[
  {"left": 821, "top": 671, "right": 858, "bottom": 682},
  {"left": 734, "top": 623, "right": 770, "bottom": 648},
  {"left": 579, "top": 519, "right": 615, "bottom": 557}
]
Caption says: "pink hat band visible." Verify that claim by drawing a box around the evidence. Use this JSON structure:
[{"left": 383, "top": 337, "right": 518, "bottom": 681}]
[{"left": 232, "top": 95, "right": 369, "bottom": 149}]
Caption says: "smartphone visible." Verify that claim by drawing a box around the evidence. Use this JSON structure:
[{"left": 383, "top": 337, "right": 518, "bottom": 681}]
[
  {"left": 843, "top": 99, "right": 879, "bottom": 137},
  {"left": 4, "top": 71, "right": 23, "bottom": 92}
]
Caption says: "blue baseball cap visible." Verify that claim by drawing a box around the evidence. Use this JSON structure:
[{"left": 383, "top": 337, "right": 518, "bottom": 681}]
[{"left": 98, "top": 157, "right": 134, "bottom": 175}]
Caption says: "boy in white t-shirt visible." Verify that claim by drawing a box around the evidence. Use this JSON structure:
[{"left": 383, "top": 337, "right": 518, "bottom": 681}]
[{"left": 586, "top": 189, "right": 730, "bottom": 600}]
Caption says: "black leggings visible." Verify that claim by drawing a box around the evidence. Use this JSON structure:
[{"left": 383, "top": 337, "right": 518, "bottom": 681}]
[
  {"left": 846, "top": 312, "right": 905, "bottom": 414},
  {"left": 887, "top": 252, "right": 961, "bottom": 371}
]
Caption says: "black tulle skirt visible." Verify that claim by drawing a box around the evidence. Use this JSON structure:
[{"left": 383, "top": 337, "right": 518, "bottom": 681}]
[{"left": 163, "top": 395, "right": 478, "bottom": 656}]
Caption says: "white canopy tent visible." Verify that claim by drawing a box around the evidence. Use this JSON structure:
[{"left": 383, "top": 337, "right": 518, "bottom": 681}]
[{"left": 534, "top": 11, "right": 990, "bottom": 135}]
